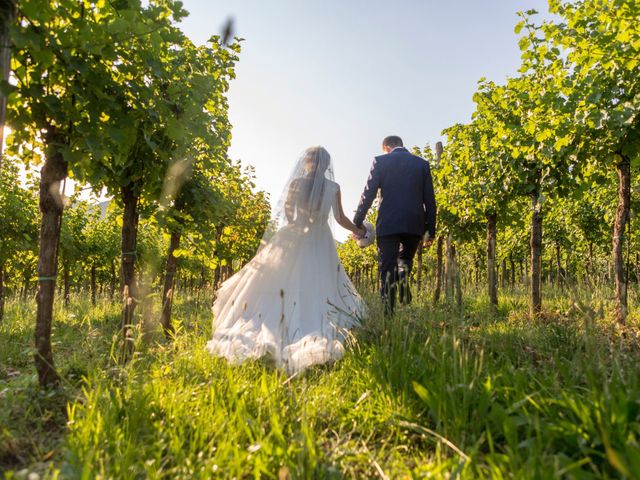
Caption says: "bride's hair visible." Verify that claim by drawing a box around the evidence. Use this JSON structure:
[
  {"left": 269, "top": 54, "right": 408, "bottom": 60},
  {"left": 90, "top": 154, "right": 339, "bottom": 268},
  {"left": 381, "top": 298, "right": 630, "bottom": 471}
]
[
  {"left": 303, "top": 146, "right": 330, "bottom": 176},
  {"left": 286, "top": 146, "right": 332, "bottom": 223},
  {"left": 260, "top": 145, "right": 336, "bottom": 249}
]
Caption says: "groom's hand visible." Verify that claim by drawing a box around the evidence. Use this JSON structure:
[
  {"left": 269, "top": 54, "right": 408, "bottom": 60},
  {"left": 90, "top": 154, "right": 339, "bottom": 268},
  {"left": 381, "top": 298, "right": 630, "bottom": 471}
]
[{"left": 423, "top": 232, "right": 434, "bottom": 249}]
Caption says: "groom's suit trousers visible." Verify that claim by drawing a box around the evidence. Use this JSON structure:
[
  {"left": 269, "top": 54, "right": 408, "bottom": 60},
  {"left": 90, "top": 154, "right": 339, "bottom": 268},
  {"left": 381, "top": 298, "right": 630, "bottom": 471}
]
[{"left": 377, "top": 234, "right": 422, "bottom": 314}]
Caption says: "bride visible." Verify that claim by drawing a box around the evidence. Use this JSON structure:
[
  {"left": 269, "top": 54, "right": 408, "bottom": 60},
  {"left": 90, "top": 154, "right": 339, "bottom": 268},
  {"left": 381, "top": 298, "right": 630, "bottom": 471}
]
[{"left": 206, "top": 146, "right": 366, "bottom": 373}]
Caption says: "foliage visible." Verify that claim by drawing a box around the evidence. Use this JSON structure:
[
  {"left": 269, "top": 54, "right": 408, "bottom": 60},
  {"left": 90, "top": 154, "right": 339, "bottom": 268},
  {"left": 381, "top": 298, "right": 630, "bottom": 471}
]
[{"left": 0, "top": 159, "right": 38, "bottom": 271}]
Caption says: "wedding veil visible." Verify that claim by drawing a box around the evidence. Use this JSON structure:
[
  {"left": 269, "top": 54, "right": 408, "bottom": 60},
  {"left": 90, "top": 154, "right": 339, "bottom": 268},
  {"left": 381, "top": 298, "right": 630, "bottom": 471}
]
[{"left": 261, "top": 146, "right": 335, "bottom": 246}]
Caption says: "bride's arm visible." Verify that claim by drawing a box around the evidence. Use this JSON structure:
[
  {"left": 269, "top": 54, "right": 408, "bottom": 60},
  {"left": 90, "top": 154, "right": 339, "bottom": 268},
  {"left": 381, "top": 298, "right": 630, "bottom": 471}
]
[{"left": 334, "top": 186, "right": 365, "bottom": 235}]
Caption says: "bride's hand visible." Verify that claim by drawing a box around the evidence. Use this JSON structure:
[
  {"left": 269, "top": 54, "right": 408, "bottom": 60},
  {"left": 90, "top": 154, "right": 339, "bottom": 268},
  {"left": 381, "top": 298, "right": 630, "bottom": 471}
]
[{"left": 352, "top": 226, "right": 366, "bottom": 239}]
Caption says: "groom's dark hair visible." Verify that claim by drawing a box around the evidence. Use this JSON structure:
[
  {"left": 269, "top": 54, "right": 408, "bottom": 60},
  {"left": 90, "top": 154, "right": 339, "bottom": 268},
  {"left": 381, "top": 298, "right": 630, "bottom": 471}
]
[{"left": 382, "top": 135, "right": 403, "bottom": 149}]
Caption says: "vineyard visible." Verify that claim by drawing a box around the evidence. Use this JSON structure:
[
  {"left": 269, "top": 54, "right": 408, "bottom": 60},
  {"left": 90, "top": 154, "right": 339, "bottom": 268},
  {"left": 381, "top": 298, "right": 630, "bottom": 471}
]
[{"left": 1, "top": 0, "right": 640, "bottom": 478}]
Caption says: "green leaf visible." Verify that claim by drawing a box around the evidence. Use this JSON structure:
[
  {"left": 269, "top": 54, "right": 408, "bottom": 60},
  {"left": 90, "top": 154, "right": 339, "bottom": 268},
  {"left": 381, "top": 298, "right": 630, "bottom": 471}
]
[
  {"left": 412, "top": 381, "right": 431, "bottom": 403},
  {"left": 0, "top": 80, "right": 16, "bottom": 96},
  {"left": 514, "top": 21, "right": 525, "bottom": 35}
]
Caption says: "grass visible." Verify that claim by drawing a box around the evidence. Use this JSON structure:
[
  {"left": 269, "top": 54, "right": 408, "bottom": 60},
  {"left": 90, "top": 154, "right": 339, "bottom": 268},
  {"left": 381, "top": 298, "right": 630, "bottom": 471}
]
[{"left": 1, "top": 285, "right": 640, "bottom": 479}]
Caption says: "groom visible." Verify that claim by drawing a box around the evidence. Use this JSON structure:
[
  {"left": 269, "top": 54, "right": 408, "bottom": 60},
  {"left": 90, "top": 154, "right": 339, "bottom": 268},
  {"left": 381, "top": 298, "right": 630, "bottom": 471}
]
[{"left": 353, "top": 135, "right": 437, "bottom": 314}]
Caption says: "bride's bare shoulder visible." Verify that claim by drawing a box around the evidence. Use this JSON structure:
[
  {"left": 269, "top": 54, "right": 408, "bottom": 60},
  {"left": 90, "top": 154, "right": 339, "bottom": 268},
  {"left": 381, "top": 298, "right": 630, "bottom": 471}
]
[{"left": 327, "top": 179, "right": 340, "bottom": 191}]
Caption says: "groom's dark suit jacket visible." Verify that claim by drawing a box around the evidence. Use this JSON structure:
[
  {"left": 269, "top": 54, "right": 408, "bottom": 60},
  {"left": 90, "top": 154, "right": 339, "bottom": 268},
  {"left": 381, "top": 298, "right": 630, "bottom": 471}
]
[{"left": 353, "top": 147, "right": 437, "bottom": 238}]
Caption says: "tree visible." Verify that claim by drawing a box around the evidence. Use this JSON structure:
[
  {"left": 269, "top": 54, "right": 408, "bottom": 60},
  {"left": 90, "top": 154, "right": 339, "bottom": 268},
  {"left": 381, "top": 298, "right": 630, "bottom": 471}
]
[
  {"left": 0, "top": 158, "right": 37, "bottom": 322},
  {"left": 214, "top": 164, "right": 271, "bottom": 267},
  {"left": 8, "top": 0, "right": 154, "bottom": 386},
  {"left": 59, "top": 199, "right": 90, "bottom": 306},
  {"left": 77, "top": 19, "right": 241, "bottom": 348},
  {"left": 0, "top": 0, "right": 15, "bottom": 172},
  {"left": 541, "top": 0, "right": 640, "bottom": 322},
  {"left": 83, "top": 201, "right": 120, "bottom": 304},
  {"left": 7, "top": 0, "right": 239, "bottom": 383},
  {"left": 440, "top": 120, "right": 519, "bottom": 309},
  {"left": 158, "top": 169, "right": 227, "bottom": 337},
  {"left": 472, "top": 66, "right": 576, "bottom": 316}
]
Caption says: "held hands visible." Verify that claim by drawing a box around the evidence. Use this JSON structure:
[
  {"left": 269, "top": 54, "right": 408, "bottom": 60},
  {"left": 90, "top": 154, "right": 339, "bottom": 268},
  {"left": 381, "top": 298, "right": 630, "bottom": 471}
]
[
  {"left": 353, "top": 221, "right": 375, "bottom": 248},
  {"left": 351, "top": 226, "right": 366, "bottom": 240}
]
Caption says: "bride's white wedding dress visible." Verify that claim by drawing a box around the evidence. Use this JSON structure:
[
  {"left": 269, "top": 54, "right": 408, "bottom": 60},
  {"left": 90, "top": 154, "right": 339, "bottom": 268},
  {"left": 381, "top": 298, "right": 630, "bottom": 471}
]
[{"left": 206, "top": 176, "right": 364, "bottom": 373}]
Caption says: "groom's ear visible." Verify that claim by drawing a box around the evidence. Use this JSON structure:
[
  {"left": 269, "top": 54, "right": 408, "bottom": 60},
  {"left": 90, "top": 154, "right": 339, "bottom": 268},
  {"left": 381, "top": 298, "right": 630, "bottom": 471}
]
[{"left": 382, "top": 143, "right": 395, "bottom": 154}]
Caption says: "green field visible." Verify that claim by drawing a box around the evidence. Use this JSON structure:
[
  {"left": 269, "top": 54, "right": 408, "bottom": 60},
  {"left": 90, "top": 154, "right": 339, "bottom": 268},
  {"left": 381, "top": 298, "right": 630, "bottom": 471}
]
[{"left": 2, "top": 287, "right": 639, "bottom": 479}]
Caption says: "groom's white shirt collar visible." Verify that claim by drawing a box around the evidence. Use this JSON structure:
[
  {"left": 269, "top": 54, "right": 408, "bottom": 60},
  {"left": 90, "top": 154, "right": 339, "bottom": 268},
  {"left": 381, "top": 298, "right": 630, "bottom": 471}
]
[{"left": 392, "top": 146, "right": 405, "bottom": 151}]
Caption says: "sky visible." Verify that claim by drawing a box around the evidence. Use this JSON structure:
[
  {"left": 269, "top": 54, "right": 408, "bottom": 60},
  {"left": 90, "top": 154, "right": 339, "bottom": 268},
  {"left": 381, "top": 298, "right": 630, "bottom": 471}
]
[{"left": 178, "top": 0, "right": 550, "bottom": 240}]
